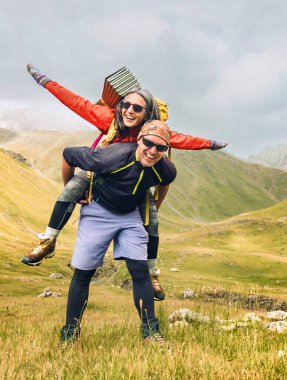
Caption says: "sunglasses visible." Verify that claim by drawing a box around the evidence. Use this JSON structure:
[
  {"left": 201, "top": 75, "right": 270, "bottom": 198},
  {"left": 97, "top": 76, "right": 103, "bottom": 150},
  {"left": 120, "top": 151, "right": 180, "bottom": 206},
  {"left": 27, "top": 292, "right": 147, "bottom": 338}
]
[
  {"left": 120, "top": 100, "right": 146, "bottom": 113},
  {"left": 142, "top": 137, "right": 169, "bottom": 152}
]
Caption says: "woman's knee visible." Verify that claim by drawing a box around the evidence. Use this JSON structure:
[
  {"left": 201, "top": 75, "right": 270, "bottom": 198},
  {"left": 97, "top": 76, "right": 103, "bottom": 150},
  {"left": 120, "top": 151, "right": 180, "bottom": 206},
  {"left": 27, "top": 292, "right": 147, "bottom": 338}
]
[{"left": 58, "top": 173, "right": 90, "bottom": 203}]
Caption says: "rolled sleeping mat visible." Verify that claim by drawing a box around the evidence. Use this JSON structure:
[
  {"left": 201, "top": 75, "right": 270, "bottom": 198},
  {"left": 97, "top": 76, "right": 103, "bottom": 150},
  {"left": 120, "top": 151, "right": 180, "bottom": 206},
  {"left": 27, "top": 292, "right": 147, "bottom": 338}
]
[{"left": 101, "top": 67, "right": 140, "bottom": 108}]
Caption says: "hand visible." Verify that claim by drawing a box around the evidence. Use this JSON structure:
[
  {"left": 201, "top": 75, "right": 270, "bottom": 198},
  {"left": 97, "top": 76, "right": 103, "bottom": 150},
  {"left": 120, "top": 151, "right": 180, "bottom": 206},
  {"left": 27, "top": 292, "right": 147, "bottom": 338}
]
[
  {"left": 78, "top": 190, "right": 90, "bottom": 204},
  {"left": 210, "top": 140, "right": 228, "bottom": 150},
  {"left": 27, "top": 63, "right": 51, "bottom": 87}
]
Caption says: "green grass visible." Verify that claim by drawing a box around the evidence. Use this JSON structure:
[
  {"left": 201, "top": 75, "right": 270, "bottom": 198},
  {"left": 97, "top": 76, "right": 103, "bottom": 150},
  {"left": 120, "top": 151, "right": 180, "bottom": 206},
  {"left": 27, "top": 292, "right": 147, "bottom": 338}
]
[
  {"left": 1, "top": 136, "right": 287, "bottom": 378},
  {"left": 1, "top": 289, "right": 287, "bottom": 379}
]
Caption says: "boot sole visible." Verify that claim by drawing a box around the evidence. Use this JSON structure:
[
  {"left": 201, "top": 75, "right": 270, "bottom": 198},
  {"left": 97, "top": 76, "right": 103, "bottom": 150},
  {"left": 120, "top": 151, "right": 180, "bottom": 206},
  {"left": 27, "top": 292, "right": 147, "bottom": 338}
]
[
  {"left": 21, "top": 251, "right": 55, "bottom": 266},
  {"left": 154, "top": 296, "right": 165, "bottom": 301}
]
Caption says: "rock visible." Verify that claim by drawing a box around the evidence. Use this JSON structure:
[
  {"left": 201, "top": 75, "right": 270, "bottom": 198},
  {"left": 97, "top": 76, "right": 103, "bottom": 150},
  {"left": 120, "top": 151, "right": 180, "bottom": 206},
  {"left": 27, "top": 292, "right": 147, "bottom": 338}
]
[
  {"left": 221, "top": 324, "right": 236, "bottom": 331},
  {"left": 120, "top": 278, "right": 133, "bottom": 291},
  {"left": 266, "top": 310, "right": 287, "bottom": 321},
  {"left": 1, "top": 148, "right": 33, "bottom": 167},
  {"left": 243, "top": 312, "right": 262, "bottom": 322},
  {"left": 49, "top": 273, "right": 64, "bottom": 279},
  {"left": 266, "top": 321, "right": 287, "bottom": 333},
  {"left": 236, "top": 322, "right": 249, "bottom": 327},
  {"left": 170, "top": 267, "right": 178, "bottom": 272},
  {"left": 215, "top": 316, "right": 236, "bottom": 324},
  {"left": 92, "top": 257, "right": 118, "bottom": 283},
  {"left": 38, "top": 288, "right": 52, "bottom": 297},
  {"left": 169, "top": 320, "right": 189, "bottom": 329},
  {"left": 37, "top": 287, "right": 61, "bottom": 298},
  {"left": 168, "top": 308, "right": 210, "bottom": 324},
  {"left": 183, "top": 289, "right": 194, "bottom": 298}
]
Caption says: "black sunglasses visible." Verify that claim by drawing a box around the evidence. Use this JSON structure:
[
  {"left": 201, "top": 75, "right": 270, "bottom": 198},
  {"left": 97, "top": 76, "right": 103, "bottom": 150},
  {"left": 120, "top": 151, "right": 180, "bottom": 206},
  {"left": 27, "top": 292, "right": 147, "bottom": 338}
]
[
  {"left": 142, "top": 137, "right": 169, "bottom": 152},
  {"left": 120, "top": 100, "right": 146, "bottom": 113}
]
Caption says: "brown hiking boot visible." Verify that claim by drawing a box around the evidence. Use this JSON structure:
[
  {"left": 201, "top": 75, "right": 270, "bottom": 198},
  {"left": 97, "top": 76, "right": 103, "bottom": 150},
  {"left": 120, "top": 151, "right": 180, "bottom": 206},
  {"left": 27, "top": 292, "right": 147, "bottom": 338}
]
[
  {"left": 143, "top": 320, "right": 166, "bottom": 345},
  {"left": 21, "top": 236, "right": 56, "bottom": 266},
  {"left": 144, "top": 332, "right": 166, "bottom": 345},
  {"left": 150, "top": 270, "right": 165, "bottom": 301}
]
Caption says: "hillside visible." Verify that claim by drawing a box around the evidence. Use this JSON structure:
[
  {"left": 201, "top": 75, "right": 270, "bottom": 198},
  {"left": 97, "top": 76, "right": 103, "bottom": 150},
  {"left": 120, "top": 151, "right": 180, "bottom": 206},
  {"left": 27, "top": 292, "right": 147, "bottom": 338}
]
[
  {"left": 158, "top": 198, "right": 287, "bottom": 297},
  {"left": 0, "top": 148, "right": 77, "bottom": 287},
  {"left": 2, "top": 145, "right": 286, "bottom": 299},
  {"left": 0, "top": 129, "right": 98, "bottom": 183},
  {"left": 0, "top": 142, "right": 287, "bottom": 298},
  {"left": 2, "top": 129, "right": 287, "bottom": 223},
  {"left": 161, "top": 149, "right": 287, "bottom": 222}
]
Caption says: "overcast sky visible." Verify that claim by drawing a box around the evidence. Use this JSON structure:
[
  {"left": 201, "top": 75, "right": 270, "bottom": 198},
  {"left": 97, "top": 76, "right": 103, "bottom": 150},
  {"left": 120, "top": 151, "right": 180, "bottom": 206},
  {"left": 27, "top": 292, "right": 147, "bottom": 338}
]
[{"left": 1, "top": 0, "right": 287, "bottom": 158}]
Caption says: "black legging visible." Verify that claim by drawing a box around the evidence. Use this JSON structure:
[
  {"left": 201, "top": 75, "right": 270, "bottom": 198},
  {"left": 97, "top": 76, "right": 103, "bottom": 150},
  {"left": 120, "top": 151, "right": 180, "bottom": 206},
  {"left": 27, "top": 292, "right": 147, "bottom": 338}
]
[{"left": 66, "top": 259, "right": 155, "bottom": 327}]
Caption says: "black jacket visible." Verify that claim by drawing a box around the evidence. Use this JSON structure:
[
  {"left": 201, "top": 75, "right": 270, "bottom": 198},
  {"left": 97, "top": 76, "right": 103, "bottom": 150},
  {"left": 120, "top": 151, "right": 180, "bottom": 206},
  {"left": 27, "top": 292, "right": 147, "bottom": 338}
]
[{"left": 63, "top": 142, "right": 176, "bottom": 213}]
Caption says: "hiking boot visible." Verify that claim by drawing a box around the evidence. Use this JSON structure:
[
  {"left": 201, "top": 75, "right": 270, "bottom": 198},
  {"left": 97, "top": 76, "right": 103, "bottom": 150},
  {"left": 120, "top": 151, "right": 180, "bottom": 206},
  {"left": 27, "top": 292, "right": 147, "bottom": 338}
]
[
  {"left": 21, "top": 236, "right": 56, "bottom": 266},
  {"left": 142, "top": 320, "right": 166, "bottom": 345},
  {"left": 60, "top": 324, "right": 81, "bottom": 343},
  {"left": 151, "top": 274, "right": 165, "bottom": 301}
]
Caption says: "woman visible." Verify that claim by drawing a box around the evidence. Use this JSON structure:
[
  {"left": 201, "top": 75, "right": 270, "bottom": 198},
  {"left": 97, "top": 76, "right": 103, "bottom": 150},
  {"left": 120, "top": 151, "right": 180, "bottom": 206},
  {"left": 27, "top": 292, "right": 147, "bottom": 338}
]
[{"left": 22, "top": 64, "right": 227, "bottom": 300}]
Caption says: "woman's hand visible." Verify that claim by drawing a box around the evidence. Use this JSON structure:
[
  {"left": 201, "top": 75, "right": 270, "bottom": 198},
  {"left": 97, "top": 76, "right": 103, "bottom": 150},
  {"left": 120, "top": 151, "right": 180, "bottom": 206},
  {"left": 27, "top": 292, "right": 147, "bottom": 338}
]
[{"left": 27, "top": 63, "right": 51, "bottom": 87}]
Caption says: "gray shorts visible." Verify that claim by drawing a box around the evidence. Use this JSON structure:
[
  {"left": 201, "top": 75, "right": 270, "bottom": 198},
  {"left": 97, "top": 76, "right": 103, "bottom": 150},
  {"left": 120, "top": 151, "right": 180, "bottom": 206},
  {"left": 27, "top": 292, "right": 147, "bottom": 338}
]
[{"left": 71, "top": 201, "right": 149, "bottom": 270}]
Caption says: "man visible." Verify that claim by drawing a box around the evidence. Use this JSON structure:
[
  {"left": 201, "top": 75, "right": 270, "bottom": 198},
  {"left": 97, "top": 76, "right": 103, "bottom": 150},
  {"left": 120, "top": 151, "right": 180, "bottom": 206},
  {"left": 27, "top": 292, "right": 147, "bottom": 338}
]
[{"left": 60, "top": 120, "right": 176, "bottom": 343}]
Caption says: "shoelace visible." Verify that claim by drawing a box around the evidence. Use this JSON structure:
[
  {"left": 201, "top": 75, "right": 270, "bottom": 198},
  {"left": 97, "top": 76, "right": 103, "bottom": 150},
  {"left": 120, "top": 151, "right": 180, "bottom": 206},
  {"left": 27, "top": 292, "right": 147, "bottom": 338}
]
[
  {"left": 145, "top": 332, "right": 166, "bottom": 344},
  {"left": 153, "top": 332, "right": 166, "bottom": 343},
  {"left": 30, "top": 239, "right": 52, "bottom": 255}
]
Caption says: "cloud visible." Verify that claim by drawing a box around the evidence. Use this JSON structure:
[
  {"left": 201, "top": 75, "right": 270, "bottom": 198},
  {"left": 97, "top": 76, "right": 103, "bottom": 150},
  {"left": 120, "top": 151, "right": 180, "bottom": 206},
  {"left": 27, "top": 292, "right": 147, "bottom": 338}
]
[{"left": 1, "top": 0, "right": 287, "bottom": 158}]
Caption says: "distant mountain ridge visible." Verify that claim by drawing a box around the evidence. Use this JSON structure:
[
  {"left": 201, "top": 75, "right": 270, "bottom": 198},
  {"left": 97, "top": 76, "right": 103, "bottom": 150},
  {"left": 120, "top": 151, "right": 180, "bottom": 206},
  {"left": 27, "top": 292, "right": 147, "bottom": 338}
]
[
  {"left": 2, "top": 129, "right": 287, "bottom": 223},
  {"left": 248, "top": 143, "right": 287, "bottom": 171}
]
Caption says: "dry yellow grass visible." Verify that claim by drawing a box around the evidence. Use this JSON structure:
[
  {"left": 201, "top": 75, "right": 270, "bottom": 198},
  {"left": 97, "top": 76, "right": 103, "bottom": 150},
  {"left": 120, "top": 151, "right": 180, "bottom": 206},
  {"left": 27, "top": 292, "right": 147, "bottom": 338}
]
[{"left": 1, "top": 286, "right": 287, "bottom": 379}]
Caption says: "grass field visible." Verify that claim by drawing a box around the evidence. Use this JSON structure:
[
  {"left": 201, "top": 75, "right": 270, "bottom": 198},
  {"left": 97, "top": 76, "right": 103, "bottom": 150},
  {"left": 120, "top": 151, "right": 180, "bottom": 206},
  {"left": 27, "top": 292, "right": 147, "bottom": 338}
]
[
  {"left": 1, "top": 280, "right": 287, "bottom": 379},
  {"left": 1, "top": 140, "right": 287, "bottom": 378},
  {"left": 1, "top": 203, "right": 287, "bottom": 378}
]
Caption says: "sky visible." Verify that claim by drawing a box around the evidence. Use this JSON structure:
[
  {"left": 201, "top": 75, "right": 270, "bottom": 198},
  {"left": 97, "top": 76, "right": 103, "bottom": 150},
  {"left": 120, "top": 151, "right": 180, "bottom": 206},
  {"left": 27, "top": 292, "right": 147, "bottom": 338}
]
[{"left": 1, "top": 0, "right": 287, "bottom": 158}]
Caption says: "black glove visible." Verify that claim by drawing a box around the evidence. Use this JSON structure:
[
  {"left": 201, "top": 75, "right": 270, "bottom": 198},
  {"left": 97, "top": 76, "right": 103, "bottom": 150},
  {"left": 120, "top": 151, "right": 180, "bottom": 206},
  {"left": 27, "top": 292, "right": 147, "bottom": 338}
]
[
  {"left": 27, "top": 63, "right": 51, "bottom": 87},
  {"left": 210, "top": 140, "right": 228, "bottom": 150}
]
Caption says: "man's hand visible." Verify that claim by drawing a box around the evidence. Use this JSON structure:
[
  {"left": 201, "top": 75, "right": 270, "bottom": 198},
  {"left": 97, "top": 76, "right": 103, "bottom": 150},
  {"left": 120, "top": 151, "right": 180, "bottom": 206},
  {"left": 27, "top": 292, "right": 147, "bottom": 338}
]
[
  {"left": 155, "top": 184, "right": 170, "bottom": 210},
  {"left": 62, "top": 156, "right": 75, "bottom": 186},
  {"left": 27, "top": 63, "right": 51, "bottom": 87},
  {"left": 210, "top": 140, "right": 228, "bottom": 150}
]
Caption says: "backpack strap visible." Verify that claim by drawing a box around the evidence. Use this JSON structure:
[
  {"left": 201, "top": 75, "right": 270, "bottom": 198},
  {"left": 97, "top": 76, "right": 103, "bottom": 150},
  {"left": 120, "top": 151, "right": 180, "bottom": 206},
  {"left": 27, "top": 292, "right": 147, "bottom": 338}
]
[{"left": 144, "top": 190, "right": 150, "bottom": 226}]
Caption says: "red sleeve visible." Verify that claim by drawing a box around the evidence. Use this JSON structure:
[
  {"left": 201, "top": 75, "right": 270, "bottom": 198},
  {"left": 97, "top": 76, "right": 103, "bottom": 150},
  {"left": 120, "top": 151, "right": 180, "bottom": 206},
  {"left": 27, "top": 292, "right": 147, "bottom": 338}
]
[
  {"left": 45, "top": 81, "right": 115, "bottom": 133},
  {"left": 170, "top": 131, "right": 211, "bottom": 150}
]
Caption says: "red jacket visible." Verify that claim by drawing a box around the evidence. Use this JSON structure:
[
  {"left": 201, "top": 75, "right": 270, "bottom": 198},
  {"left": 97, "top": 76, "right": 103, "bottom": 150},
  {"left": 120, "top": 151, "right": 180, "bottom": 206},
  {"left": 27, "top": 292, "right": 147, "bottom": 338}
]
[{"left": 45, "top": 81, "right": 212, "bottom": 150}]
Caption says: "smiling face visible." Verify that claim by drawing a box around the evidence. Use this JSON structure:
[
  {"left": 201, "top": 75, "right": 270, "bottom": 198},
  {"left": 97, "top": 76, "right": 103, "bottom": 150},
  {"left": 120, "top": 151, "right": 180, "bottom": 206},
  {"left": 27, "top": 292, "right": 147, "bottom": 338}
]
[
  {"left": 137, "top": 135, "right": 168, "bottom": 167},
  {"left": 121, "top": 93, "right": 147, "bottom": 128}
]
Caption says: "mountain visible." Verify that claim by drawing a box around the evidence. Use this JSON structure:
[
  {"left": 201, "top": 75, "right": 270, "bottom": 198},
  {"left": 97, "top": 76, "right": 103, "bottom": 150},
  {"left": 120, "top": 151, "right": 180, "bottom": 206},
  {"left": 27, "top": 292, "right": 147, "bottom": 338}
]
[
  {"left": 0, "top": 127, "right": 17, "bottom": 142},
  {"left": 2, "top": 129, "right": 287, "bottom": 223},
  {"left": 248, "top": 143, "right": 287, "bottom": 171}
]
